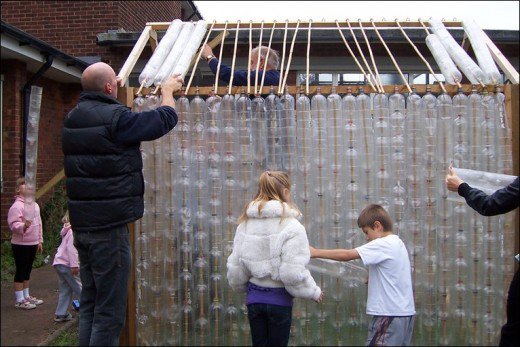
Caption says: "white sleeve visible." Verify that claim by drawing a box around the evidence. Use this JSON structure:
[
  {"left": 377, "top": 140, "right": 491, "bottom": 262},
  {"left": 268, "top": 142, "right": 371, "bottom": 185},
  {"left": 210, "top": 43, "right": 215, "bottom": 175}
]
[
  {"left": 278, "top": 224, "right": 321, "bottom": 301},
  {"left": 355, "top": 238, "right": 391, "bottom": 266},
  {"left": 226, "top": 223, "right": 249, "bottom": 292}
]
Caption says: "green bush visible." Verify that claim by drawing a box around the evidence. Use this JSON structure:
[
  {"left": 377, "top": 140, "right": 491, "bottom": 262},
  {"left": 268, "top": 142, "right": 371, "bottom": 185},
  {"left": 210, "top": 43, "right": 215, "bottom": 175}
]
[
  {"left": 1, "top": 181, "right": 68, "bottom": 282},
  {"left": 1, "top": 240, "right": 15, "bottom": 282},
  {"left": 35, "top": 180, "right": 69, "bottom": 268}
]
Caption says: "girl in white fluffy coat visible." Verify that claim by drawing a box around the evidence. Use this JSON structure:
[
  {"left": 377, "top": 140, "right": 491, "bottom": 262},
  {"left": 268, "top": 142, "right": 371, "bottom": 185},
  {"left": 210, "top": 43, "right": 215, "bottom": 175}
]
[{"left": 227, "top": 171, "right": 323, "bottom": 347}]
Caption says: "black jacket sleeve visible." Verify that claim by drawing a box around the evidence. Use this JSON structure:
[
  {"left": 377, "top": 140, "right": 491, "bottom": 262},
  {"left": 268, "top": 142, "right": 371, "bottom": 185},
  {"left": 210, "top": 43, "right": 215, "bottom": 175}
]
[
  {"left": 113, "top": 106, "right": 178, "bottom": 144},
  {"left": 458, "top": 177, "right": 519, "bottom": 216}
]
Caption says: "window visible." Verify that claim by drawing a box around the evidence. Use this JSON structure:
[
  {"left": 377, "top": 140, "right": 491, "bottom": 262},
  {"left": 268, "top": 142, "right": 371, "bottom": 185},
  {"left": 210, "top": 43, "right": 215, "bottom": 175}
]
[{"left": 413, "top": 73, "right": 445, "bottom": 84}]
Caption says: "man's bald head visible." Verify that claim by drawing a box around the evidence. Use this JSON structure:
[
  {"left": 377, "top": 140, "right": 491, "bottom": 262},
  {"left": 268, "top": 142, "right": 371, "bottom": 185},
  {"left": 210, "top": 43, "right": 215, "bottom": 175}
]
[{"left": 81, "top": 62, "right": 118, "bottom": 97}]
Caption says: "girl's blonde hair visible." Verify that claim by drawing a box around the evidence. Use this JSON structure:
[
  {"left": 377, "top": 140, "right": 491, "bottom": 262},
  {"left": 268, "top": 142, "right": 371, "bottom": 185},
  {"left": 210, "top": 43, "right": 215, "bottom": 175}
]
[
  {"left": 62, "top": 210, "right": 70, "bottom": 224},
  {"left": 237, "top": 171, "right": 300, "bottom": 224}
]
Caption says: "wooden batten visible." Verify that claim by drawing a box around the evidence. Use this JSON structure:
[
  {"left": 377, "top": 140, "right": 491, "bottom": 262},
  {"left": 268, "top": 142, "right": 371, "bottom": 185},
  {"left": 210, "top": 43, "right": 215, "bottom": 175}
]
[
  {"left": 504, "top": 84, "right": 519, "bottom": 270},
  {"left": 128, "top": 84, "right": 500, "bottom": 97},
  {"left": 145, "top": 20, "right": 464, "bottom": 31},
  {"left": 482, "top": 33, "right": 520, "bottom": 84},
  {"left": 118, "top": 25, "right": 153, "bottom": 87}
]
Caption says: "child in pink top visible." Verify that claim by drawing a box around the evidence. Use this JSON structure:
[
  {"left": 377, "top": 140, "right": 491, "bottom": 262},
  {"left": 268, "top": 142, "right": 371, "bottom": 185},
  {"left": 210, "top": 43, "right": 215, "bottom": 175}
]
[
  {"left": 7, "top": 177, "right": 44, "bottom": 310},
  {"left": 53, "top": 211, "right": 82, "bottom": 322}
]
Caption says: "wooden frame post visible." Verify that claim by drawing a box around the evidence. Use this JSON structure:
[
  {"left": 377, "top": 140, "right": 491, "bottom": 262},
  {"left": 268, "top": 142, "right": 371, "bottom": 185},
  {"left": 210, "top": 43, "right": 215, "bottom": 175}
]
[
  {"left": 505, "top": 84, "right": 519, "bottom": 268},
  {"left": 117, "top": 90, "right": 137, "bottom": 346}
]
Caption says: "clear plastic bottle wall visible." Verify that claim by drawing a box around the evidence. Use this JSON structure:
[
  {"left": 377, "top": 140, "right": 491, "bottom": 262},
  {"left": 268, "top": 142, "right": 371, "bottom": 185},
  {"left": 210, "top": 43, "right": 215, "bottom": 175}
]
[
  {"left": 23, "top": 86, "right": 43, "bottom": 221},
  {"left": 134, "top": 87, "right": 513, "bottom": 346}
]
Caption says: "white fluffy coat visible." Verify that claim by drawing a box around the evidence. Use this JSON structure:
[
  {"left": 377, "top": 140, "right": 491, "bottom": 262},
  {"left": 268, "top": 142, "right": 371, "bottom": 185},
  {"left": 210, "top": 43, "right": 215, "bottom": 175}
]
[{"left": 227, "top": 200, "right": 322, "bottom": 301}]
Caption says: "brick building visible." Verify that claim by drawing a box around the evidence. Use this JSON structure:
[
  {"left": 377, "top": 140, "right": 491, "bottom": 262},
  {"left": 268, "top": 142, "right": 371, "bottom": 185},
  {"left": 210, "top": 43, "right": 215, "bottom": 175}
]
[{"left": 1, "top": 0, "right": 202, "bottom": 239}]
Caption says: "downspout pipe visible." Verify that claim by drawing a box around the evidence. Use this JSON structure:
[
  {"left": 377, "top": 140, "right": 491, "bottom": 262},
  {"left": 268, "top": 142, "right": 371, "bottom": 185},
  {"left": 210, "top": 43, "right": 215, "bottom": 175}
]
[{"left": 21, "top": 54, "right": 53, "bottom": 175}]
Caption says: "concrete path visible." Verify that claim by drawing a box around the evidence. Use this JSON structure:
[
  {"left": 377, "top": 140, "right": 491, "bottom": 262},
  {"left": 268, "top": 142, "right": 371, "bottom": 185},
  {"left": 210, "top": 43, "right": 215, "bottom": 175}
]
[{"left": 1, "top": 263, "right": 78, "bottom": 346}]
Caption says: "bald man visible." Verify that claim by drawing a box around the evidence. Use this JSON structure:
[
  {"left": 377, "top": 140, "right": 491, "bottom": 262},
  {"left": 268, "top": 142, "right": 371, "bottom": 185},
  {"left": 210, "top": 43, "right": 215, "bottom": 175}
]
[{"left": 62, "top": 62, "right": 183, "bottom": 346}]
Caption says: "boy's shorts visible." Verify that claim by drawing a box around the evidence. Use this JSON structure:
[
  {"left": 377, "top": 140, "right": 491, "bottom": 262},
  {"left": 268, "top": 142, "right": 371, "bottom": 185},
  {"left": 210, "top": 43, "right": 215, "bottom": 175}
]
[{"left": 366, "top": 315, "right": 415, "bottom": 346}]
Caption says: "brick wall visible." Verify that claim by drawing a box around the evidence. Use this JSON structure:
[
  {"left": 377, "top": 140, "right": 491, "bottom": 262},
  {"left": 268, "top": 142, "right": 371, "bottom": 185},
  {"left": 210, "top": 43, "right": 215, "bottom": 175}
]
[
  {"left": 1, "top": 60, "right": 26, "bottom": 241},
  {"left": 1, "top": 1, "right": 183, "bottom": 71},
  {"left": 118, "top": 1, "right": 182, "bottom": 32},
  {"left": 1, "top": 60, "right": 81, "bottom": 240}
]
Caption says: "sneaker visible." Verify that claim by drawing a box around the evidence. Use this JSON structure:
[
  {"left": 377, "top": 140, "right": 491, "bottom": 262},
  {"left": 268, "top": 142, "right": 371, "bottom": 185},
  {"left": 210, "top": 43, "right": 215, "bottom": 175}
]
[
  {"left": 26, "top": 296, "right": 43, "bottom": 305},
  {"left": 72, "top": 299, "right": 80, "bottom": 312},
  {"left": 54, "top": 313, "right": 73, "bottom": 322},
  {"left": 15, "top": 300, "right": 36, "bottom": 310}
]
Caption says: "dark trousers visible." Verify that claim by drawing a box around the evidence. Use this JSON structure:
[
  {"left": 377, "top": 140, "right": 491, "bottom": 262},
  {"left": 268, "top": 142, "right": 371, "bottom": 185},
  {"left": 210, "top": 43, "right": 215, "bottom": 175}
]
[
  {"left": 247, "top": 303, "right": 292, "bottom": 347},
  {"left": 74, "top": 225, "right": 131, "bottom": 346},
  {"left": 11, "top": 244, "right": 37, "bottom": 282},
  {"left": 500, "top": 269, "right": 520, "bottom": 346}
]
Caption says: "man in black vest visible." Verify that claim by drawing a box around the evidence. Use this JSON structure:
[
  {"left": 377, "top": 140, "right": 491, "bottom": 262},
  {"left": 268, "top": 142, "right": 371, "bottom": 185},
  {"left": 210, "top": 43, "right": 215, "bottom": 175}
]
[{"left": 62, "top": 62, "right": 182, "bottom": 346}]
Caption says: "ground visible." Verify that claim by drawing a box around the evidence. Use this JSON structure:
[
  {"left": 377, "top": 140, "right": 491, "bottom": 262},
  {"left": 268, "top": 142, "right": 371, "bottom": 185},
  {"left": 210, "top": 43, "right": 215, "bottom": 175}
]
[{"left": 1, "top": 263, "right": 78, "bottom": 346}]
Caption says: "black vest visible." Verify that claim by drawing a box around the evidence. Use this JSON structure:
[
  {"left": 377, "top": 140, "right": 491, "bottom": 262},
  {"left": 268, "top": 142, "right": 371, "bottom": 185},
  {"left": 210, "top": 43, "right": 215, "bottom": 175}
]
[{"left": 62, "top": 92, "right": 144, "bottom": 232}]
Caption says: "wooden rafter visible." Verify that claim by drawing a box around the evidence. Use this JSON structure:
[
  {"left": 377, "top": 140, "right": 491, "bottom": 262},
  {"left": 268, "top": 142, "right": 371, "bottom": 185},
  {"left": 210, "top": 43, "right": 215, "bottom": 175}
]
[{"left": 145, "top": 20, "right": 464, "bottom": 31}]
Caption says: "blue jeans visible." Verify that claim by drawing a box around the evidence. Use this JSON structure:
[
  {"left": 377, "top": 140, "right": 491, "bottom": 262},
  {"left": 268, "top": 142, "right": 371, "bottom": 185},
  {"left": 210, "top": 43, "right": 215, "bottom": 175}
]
[
  {"left": 247, "top": 303, "right": 292, "bottom": 346},
  {"left": 74, "top": 225, "right": 131, "bottom": 346},
  {"left": 54, "top": 264, "right": 82, "bottom": 316}
]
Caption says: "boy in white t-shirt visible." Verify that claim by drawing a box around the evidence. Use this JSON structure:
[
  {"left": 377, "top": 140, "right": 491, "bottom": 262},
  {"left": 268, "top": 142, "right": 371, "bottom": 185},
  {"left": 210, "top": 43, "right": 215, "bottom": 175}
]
[{"left": 310, "top": 204, "right": 415, "bottom": 346}]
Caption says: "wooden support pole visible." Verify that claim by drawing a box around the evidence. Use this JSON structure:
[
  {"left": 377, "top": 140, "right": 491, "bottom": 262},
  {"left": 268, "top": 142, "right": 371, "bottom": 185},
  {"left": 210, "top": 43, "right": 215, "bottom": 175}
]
[
  {"left": 118, "top": 25, "right": 153, "bottom": 86},
  {"left": 119, "top": 222, "right": 137, "bottom": 346},
  {"left": 481, "top": 31, "right": 519, "bottom": 84},
  {"left": 118, "top": 89, "right": 137, "bottom": 347},
  {"left": 35, "top": 169, "right": 65, "bottom": 200},
  {"left": 504, "top": 84, "right": 519, "bottom": 269}
]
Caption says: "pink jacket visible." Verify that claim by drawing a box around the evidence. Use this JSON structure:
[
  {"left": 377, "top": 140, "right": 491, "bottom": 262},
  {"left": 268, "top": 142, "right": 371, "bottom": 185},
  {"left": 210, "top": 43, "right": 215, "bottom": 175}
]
[
  {"left": 53, "top": 223, "right": 79, "bottom": 268},
  {"left": 7, "top": 195, "right": 43, "bottom": 246}
]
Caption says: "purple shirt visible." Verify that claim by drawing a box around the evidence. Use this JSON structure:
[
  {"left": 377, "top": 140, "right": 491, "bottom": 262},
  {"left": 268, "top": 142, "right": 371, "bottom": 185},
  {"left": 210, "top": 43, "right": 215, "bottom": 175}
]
[{"left": 246, "top": 282, "right": 293, "bottom": 307}]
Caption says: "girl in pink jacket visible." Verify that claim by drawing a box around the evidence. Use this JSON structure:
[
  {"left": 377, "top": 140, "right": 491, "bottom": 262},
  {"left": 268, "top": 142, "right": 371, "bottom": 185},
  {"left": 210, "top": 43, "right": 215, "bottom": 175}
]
[
  {"left": 52, "top": 211, "right": 82, "bottom": 322},
  {"left": 7, "top": 177, "right": 44, "bottom": 310}
]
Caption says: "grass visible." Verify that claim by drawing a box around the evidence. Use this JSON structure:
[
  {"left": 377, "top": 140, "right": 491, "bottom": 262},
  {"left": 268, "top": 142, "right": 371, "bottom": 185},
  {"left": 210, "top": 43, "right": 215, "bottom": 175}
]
[
  {"left": 45, "top": 322, "right": 79, "bottom": 346},
  {"left": 1, "top": 181, "right": 68, "bottom": 283}
]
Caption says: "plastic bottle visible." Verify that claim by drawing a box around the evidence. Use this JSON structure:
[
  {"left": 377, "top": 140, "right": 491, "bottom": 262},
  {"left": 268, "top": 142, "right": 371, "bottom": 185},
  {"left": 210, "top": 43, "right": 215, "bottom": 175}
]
[
  {"left": 425, "top": 33, "right": 463, "bottom": 85},
  {"left": 295, "top": 93, "right": 313, "bottom": 231},
  {"left": 171, "top": 20, "right": 208, "bottom": 79},
  {"left": 355, "top": 87, "right": 374, "bottom": 205},
  {"left": 138, "top": 19, "right": 183, "bottom": 87},
  {"left": 462, "top": 18, "right": 501, "bottom": 84},
  {"left": 326, "top": 86, "right": 345, "bottom": 248},
  {"left": 342, "top": 88, "right": 362, "bottom": 248},
  {"left": 389, "top": 87, "right": 406, "bottom": 232},
  {"left": 236, "top": 89, "right": 253, "bottom": 201},
  {"left": 23, "top": 86, "right": 42, "bottom": 221},
  {"left": 265, "top": 88, "right": 281, "bottom": 170},
  {"left": 277, "top": 91, "right": 297, "bottom": 180},
  {"left": 251, "top": 95, "right": 267, "bottom": 176},
  {"left": 154, "top": 22, "right": 195, "bottom": 86},
  {"left": 310, "top": 89, "right": 329, "bottom": 248},
  {"left": 452, "top": 89, "right": 469, "bottom": 168},
  {"left": 373, "top": 92, "right": 391, "bottom": 212},
  {"left": 429, "top": 18, "right": 486, "bottom": 85}
]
